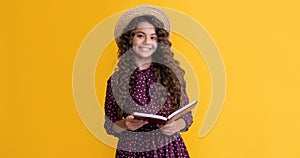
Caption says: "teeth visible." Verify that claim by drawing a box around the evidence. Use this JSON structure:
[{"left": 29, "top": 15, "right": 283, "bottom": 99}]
[{"left": 140, "top": 47, "right": 151, "bottom": 51}]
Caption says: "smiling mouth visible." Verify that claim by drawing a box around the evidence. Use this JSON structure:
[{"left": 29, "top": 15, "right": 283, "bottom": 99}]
[{"left": 139, "top": 47, "right": 152, "bottom": 52}]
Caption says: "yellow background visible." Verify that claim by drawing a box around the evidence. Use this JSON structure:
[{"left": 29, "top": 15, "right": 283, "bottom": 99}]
[{"left": 1, "top": 0, "right": 300, "bottom": 157}]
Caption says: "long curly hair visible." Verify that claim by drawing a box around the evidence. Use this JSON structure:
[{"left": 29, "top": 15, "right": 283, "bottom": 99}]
[{"left": 113, "top": 15, "right": 186, "bottom": 117}]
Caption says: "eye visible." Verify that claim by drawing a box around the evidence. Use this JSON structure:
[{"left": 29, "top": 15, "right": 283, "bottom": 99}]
[
  {"left": 151, "top": 36, "right": 157, "bottom": 40},
  {"left": 136, "top": 34, "right": 145, "bottom": 38}
]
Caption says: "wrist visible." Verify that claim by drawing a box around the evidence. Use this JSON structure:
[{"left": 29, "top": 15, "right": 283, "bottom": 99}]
[
  {"left": 112, "top": 119, "right": 128, "bottom": 133},
  {"left": 121, "top": 118, "right": 128, "bottom": 129}
]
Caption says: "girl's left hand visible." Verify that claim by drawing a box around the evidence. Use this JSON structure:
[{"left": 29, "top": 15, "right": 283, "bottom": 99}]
[{"left": 157, "top": 118, "right": 186, "bottom": 136}]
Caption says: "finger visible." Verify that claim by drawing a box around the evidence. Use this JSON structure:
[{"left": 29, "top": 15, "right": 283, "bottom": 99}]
[
  {"left": 156, "top": 124, "right": 164, "bottom": 128},
  {"left": 127, "top": 123, "right": 143, "bottom": 131},
  {"left": 127, "top": 115, "right": 144, "bottom": 123},
  {"left": 162, "top": 124, "right": 174, "bottom": 130},
  {"left": 162, "top": 127, "right": 173, "bottom": 132},
  {"left": 166, "top": 121, "right": 175, "bottom": 126},
  {"left": 126, "top": 115, "right": 135, "bottom": 121},
  {"left": 131, "top": 119, "right": 144, "bottom": 123},
  {"left": 133, "top": 121, "right": 148, "bottom": 129},
  {"left": 130, "top": 120, "right": 148, "bottom": 128},
  {"left": 162, "top": 126, "right": 176, "bottom": 134},
  {"left": 161, "top": 130, "right": 174, "bottom": 136},
  {"left": 137, "top": 120, "right": 148, "bottom": 126}
]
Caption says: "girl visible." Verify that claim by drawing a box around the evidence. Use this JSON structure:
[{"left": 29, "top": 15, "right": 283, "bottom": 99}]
[{"left": 104, "top": 5, "right": 193, "bottom": 158}]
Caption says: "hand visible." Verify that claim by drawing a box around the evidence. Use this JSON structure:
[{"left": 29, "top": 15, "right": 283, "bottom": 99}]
[
  {"left": 125, "top": 115, "right": 148, "bottom": 131},
  {"left": 157, "top": 118, "right": 186, "bottom": 136}
]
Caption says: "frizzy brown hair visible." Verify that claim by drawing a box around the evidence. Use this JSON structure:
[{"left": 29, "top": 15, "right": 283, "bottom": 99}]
[{"left": 113, "top": 15, "right": 186, "bottom": 117}]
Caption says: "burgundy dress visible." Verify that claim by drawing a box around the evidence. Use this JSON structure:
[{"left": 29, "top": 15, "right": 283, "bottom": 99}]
[{"left": 104, "top": 64, "right": 193, "bottom": 158}]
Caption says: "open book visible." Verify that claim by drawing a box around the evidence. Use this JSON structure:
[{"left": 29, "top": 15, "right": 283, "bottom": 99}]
[{"left": 133, "top": 100, "right": 198, "bottom": 124}]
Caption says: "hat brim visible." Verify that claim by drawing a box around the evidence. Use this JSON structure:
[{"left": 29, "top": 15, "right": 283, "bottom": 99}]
[{"left": 114, "top": 5, "right": 171, "bottom": 39}]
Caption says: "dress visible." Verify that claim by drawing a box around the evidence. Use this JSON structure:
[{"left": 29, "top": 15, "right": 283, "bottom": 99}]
[{"left": 104, "top": 63, "right": 193, "bottom": 158}]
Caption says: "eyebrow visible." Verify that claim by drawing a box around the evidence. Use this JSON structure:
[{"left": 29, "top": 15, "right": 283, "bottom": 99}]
[{"left": 134, "top": 31, "right": 157, "bottom": 36}]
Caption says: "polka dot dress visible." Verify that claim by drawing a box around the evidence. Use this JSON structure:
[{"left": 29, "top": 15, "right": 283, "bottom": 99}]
[{"left": 104, "top": 63, "right": 193, "bottom": 158}]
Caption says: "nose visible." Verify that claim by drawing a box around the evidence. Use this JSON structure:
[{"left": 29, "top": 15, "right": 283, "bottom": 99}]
[{"left": 143, "top": 36, "right": 151, "bottom": 45}]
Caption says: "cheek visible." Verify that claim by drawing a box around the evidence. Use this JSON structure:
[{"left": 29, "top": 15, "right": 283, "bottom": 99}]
[
  {"left": 132, "top": 38, "right": 141, "bottom": 47},
  {"left": 153, "top": 42, "right": 158, "bottom": 49}
]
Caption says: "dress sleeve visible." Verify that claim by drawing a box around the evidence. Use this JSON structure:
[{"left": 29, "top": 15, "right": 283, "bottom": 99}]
[
  {"left": 179, "top": 86, "right": 194, "bottom": 132},
  {"left": 104, "top": 78, "right": 123, "bottom": 138}
]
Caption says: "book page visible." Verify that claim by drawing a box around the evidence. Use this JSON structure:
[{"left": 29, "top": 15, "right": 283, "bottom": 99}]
[
  {"left": 133, "top": 100, "right": 198, "bottom": 124},
  {"left": 133, "top": 112, "right": 167, "bottom": 121},
  {"left": 167, "top": 100, "right": 198, "bottom": 122}
]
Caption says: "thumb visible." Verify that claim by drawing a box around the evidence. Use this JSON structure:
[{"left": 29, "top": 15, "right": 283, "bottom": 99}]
[
  {"left": 142, "top": 120, "right": 148, "bottom": 125},
  {"left": 126, "top": 115, "right": 135, "bottom": 121}
]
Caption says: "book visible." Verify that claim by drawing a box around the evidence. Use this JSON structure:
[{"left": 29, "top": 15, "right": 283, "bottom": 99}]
[{"left": 133, "top": 100, "right": 198, "bottom": 124}]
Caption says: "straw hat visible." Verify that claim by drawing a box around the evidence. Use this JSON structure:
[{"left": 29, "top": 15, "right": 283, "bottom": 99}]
[{"left": 114, "top": 5, "right": 171, "bottom": 38}]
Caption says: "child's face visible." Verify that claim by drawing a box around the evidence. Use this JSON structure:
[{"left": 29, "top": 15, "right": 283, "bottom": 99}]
[{"left": 132, "top": 22, "right": 158, "bottom": 61}]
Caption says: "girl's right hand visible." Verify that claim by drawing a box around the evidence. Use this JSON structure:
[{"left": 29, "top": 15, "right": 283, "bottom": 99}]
[{"left": 125, "top": 115, "right": 148, "bottom": 131}]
